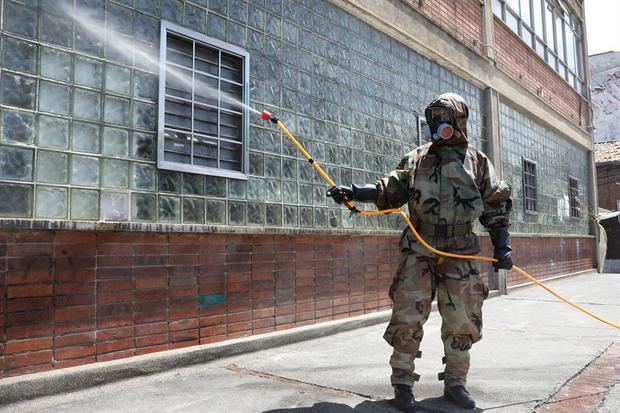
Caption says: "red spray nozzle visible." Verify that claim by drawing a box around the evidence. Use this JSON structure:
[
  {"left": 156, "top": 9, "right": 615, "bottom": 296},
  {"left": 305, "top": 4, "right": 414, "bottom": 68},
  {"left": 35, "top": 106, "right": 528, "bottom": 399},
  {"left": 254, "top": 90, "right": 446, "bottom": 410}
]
[{"left": 259, "top": 110, "right": 278, "bottom": 124}]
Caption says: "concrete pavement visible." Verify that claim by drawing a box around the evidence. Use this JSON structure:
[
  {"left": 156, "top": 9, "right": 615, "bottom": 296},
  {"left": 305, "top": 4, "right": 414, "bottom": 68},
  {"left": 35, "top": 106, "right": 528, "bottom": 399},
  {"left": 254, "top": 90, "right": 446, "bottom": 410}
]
[{"left": 1, "top": 272, "right": 619, "bottom": 412}]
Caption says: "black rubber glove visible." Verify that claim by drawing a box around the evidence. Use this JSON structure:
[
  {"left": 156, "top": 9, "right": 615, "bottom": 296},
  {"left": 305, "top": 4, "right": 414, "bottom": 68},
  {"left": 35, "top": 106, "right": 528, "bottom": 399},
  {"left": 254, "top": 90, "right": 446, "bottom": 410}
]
[
  {"left": 327, "top": 184, "right": 378, "bottom": 204},
  {"left": 488, "top": 225, "right": 513, "bottom": 271}
]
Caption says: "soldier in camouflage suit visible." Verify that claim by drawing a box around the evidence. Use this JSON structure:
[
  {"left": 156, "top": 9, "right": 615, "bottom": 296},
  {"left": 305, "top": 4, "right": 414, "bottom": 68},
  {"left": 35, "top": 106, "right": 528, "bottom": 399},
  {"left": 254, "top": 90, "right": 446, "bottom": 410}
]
[{"left": 328, "top": 93, "right": 513, "bottom": 411}]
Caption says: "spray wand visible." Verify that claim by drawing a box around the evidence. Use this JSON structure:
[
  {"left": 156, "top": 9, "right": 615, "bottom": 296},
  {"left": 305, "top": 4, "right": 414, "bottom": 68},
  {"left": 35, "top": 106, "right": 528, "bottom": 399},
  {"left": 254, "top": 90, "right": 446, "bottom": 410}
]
[{"left": 259, "top": 110, "right": 620, "bottom": 330}]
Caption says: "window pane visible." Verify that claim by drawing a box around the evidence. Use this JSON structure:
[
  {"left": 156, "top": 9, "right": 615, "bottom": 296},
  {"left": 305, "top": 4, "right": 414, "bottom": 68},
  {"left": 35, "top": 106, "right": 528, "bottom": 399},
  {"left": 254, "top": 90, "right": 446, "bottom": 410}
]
[
  {"left": 164, "top": 129, "right": 191, "bottom": 164},
  {"left": 522, "top": 27, "right": 534, "bottom": 48},
  {"left": 565, "top": 28, "right": 576, "bottom": 71},
  {"left": 220, "top": 80, "right": 242, "bottom": 112},
  {"left": 165, "top": 67, "right": 193, "bottom": 100},
  {"left": 220, "top": 112, "right": 242, "bottom": 141},
  {"left": 195, "top": 44, "right": 219, "bottom": 76},
  {"left": 555, "top": 13, "right": 565, "bottom": 60},
  {"left": 194, "top": 72, "right": 218, "bottom": 107},
  {"left": 193, "top": 135, "right": 218, "bottom": 168},
  {"left": 545, "top": 3, "right": 555, "bottom": 50},
  {"left": 221, "top": 53, "right": 243, "bottom": 83},
  {"left": 164, "top": 99, "right": 192, "bottom": 131},
  {"left": 492, "top": 0, "right": 503, "bottom": 17},
  {"left": 506, "top": 0, "right": 519, "bottom": 12},
  {"left": 520, "top": 0, "right": 531, "bottom": 25},
  {"left": 533, "top": 0, "right": 544, "bottom": 36},
  {"left": 506, "top": 9, "right": 519, "bottom": 33},
  {"left": 167, "top": 34, "right": 193, "bottom": 68}
]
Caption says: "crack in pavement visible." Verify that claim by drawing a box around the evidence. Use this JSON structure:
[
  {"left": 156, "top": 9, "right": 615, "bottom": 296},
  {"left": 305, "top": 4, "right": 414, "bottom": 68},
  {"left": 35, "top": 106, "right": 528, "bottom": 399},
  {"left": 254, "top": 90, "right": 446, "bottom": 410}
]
[
  {"left": 223, "top": 364, "right": 378, "bottom": 400},
  {"left": 533, "top": 342, "right": 615, "bottom": 412},
  {"left": 481, "top": 398, "right": 544, "bottom": 411}
]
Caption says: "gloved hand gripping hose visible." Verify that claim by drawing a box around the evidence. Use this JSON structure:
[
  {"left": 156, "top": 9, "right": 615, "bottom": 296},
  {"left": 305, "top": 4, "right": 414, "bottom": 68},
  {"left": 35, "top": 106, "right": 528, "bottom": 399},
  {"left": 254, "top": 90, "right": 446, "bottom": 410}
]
[{"left": 260, "top": 111, "right": 620, "bottom": 330}]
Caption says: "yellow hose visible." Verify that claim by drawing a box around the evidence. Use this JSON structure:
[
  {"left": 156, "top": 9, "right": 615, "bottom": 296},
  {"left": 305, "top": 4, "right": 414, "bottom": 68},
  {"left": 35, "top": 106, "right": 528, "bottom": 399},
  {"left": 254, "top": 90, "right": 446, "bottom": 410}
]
[{"left": 274, "top": 120, "right": 620, "bottom": 330}]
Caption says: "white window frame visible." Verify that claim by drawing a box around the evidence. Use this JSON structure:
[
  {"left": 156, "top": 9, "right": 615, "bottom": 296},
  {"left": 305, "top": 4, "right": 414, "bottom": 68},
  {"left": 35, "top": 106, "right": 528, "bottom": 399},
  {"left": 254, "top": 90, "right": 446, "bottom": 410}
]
[
  {"left": 158, "top": 21, "right": 250, "bottom": 180},
  {"left": 493, "top": 0, "right": 585, "bottom": 95}
]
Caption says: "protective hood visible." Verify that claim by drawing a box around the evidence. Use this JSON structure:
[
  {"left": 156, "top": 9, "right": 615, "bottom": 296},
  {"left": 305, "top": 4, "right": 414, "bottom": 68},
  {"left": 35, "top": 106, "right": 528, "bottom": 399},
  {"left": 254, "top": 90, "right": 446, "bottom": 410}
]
[{"left": 424, "top": 93, "right": 469, "bottom": 146}]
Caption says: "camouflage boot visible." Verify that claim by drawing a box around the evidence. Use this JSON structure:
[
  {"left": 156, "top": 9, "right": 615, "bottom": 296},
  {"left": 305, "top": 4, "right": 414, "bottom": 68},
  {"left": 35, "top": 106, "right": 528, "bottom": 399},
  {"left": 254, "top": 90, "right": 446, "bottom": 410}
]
[
  {"left": 444, "top": 385, "right": 476, "bottom": 409},
  {"left": 393, "top": 384, "right": 416, "bottom": 412}
]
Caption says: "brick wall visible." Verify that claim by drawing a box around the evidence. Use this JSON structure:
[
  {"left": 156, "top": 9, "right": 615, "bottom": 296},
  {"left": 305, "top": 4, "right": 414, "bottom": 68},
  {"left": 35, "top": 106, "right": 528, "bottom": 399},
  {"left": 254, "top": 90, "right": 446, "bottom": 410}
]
[
  {"left": 507, "top": 236, "right": 595, "bottom": 286},
  {"left": 494, "top": 19, "right": 588, "bottom": 129},
  {"left": 596, "top": 164, "right": 620, "bottom": 211},
  {"left": 597, "top": 163, "right": 620, "bottom": 260},
  {"left": 402, "top": 0, "right": 484, "bottom": 56},
  {"left": 0, "top": 230, "right": 594, "bottom": 378}
]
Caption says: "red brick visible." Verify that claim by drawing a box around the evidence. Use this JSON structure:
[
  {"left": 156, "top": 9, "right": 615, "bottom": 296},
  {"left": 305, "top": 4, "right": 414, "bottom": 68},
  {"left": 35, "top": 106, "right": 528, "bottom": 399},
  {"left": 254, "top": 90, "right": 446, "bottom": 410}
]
[
  {"left": 97, "top": 338, "right": 134, "bottom": 354},
  {"left": 135, "top": 334, "right": 168, "bottom": 348},
  {"left": 4, "top": 363, "right": 53, "bottom": 377},
  {"left": 54, "top": 295, "right": 95, "bottom": 307},
  {"left": 55, "top": 283, "right": 95, "bottom": 295},
  {"left": 134, "top": 312, "right": 167, "bottom": 324},
  {"left": 97, "top": 326, "right": 134, "bottom": 341},
  {"left": 56, "top": 231, "right": 97, "bottom": 244},
  {"left": 170, "top": 319, "right": 199, "bottom": 331},
  {"left": 98, "top": 291, "right": 135, "bottom": 304},
  {"left": 134, "top": 255, "right": 168, "bottom": 266},
  {"left": 169, "top": 340, "right": 199, "bottom": 349},
  {"left": 170, "top": 329, "right": 198, "bottom": 343},
  {"left": 6, "top": 309, "right": 53, "bottom": 326},
  {"left": 97, "top": 315, "right": 133, "bottom": 329},
  {"left": 55, "top": 305, "right": 95, "bottom": 322},
  {"left": 169, "top": 308, "right": 198, "bottom": 320},
  {"left": 54, "top": 356, "right": 96, "bottom": 369},
  {"left": 8, "top": 231, "right": 54, "bottom": 243},
  {"left": 97, "top": 349, "right": 135, "bottom": 362},
  {"left": 228, "top": 321, "right": 252, "bottom": 333},
  {"left": 199, "top": 314, "right": 226, "bottom": 327},
  {"left": 55, "top": 244, "right": 96, "bottom": 256},
  {"left": 7, "top": 297, "right": 53, "bottom": 312},
  {"left": 55, "top": 344, "right": 96, "bottom": 360},
  {"left": 7, "top": 243, "right": 53, "bottom": 257},
  {"left": 200, "top": 325, "right": 227, "bottom": 337},
  {"left": 135, "top": 322, "right": 167, "bottom": 336},
  {"left": 54, "top": 332, "right": 95, "bottom": 347},
  {"left": 253, "top": 318, "right": 275, "bottom": 330},
  {"left": 6, "top": 337, "right": 53, "bottom": 354},
  {"left": 5, "top": 350, "right": 52, "bottom": 369},
  {"left": 7, "top": 283, "right": 53, "bottom": 298},
  {"left": 54, "top": 319, "right": 96, "bottom": 335},
  {"left": 135, "top": 344, "right": 169, "bottom": 355},
  {"left": 200, "top": 335, "right": 227, "bottom": 345}
]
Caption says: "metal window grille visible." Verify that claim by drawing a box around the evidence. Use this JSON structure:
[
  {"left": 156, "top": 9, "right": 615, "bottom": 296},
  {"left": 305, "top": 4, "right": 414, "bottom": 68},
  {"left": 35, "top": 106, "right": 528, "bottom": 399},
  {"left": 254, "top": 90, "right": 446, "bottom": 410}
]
[
  {"left": 158, "top": 22, "right": 249, "bottom": 179},
  {"left": 569, "top": 177, "right": 579, "bottom": 218},
  {"left": 522, "top": 158, "right": 537, "bottom": 212}
]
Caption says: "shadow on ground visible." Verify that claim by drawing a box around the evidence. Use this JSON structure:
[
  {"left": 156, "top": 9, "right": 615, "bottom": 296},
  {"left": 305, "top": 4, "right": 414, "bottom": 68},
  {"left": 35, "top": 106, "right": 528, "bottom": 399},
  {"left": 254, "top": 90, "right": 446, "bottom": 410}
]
[{"left": 262, "top": 397, "right": 484, "bottom": 413}]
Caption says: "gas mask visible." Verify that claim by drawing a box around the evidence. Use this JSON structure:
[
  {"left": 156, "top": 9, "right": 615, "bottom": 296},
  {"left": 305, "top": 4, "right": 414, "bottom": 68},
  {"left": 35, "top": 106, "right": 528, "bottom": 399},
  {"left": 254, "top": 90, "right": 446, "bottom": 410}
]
[
  {"left": 422, "top": 118, "right": 454, "bottom": 142},
  {"left": 422, "top": 106, "right": 454, "bottom": 142}
]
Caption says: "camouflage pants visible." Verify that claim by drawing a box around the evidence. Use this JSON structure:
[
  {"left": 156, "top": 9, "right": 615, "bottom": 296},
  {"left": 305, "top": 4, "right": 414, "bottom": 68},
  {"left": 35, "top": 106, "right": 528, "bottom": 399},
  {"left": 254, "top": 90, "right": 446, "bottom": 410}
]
[{"left": 384, "top": 252, "right": 488, "bottom": 388}]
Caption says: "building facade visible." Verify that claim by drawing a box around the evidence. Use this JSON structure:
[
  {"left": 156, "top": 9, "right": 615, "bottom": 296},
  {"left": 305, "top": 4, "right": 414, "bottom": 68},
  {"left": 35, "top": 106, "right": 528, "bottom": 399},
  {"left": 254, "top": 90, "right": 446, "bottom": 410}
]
[
  {"left": 0, "top": 0, "right": 595, "bottom": 377},
  {"left": 594, "top": 141, "right": 620, "bottom": 272}
]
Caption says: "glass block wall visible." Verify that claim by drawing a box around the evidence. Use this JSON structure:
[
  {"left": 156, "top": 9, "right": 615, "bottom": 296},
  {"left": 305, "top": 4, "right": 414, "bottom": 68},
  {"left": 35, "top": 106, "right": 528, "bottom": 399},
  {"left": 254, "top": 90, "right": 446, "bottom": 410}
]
[
  {"left": 0, "top": 0, "right": 485, "bottom": 230},
  {"left": 500, "top": 102, "right": 590, "bottom": 235}
]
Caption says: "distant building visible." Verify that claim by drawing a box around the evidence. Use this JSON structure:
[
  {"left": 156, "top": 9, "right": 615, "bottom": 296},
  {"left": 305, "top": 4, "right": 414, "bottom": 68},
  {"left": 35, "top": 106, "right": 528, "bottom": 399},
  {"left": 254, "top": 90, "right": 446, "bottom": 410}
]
[
  {"left": 0, "top": 0, "right": 596, "bottom": 377},
  {"left": 594, "top": 141, "right": 620, "bottom": 271},
  {"left": 590, "top": 51, "right": 620, "bottom": 143}
]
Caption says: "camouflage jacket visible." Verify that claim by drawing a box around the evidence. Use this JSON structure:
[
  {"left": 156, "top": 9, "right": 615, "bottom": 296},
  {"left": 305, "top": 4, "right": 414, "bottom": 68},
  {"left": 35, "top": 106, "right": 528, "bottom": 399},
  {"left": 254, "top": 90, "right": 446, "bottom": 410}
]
[{"left": 376, "top": 142, "right": 512, "bottom": 256}]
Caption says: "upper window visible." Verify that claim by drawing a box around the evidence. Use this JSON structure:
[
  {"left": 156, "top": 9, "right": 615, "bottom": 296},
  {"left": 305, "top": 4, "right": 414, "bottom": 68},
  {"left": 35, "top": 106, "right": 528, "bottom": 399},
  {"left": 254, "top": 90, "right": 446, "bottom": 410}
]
[
  {"left": 569, "top": 177, "right": 579, "bottom": 218},
  {"left": 522, "top": 158, "right": 537, "bottom": 212},
  {"left": 493, "top": 0, "right": 584, "bottom": 95},
  {"left": 158, "top": 22, "right": 249, "bottom": 179}
]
